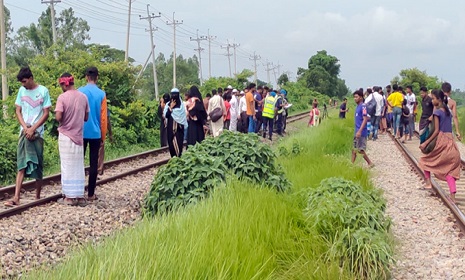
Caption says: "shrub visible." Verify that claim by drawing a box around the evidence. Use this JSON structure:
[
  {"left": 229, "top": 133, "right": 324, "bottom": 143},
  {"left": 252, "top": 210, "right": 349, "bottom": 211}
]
[
  {"left": 192, "top": 131, "right": 290, "bottom": 192},
  {"left": 144, "top": 151, "right": 225, "bottom": 215},
  {"left": 0, "top": 125, "right": 18, "bottom": 185}
]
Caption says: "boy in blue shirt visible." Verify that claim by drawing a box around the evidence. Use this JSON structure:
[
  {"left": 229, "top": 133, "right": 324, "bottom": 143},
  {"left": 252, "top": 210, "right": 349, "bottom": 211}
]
[{"left": 352, "top": 90, "right": 374, "bottom": 168}]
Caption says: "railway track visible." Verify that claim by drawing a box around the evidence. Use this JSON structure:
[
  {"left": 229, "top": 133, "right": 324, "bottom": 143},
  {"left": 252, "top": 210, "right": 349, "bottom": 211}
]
[
  {"left": 389, "top": 132, "right": 465, "bottom": 232},
  {"left": 0, "top": 110, "right": 310, "bottom": 219}
]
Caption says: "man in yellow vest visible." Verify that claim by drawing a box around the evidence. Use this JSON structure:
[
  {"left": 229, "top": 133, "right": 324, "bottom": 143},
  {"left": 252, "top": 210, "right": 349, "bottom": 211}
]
[{"left": 262, "top": 91, "right": 278, "bottom": 140}]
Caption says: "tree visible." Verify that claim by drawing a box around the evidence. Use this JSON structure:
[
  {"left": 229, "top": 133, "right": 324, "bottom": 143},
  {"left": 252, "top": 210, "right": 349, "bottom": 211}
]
[
  {"left": 277, "top": 73, "right": 289, "bottom": 86},
  {"left": 297, "top": 50, "right": 348, "bottom": 98},
  {"left": 11, "top": 7, "right": 90, "bottom": 66},
  {"left": 391, "top": 68, "right": 442, "bottom": 93}
]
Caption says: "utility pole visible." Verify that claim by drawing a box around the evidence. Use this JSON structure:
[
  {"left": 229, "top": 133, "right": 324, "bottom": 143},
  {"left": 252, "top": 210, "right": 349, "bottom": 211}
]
[
  {"left": 264, "top": 61, "right": 277, "bottom": 87},
  {"left": 205, "top": 29, "right": 216, "bottom": 78},
  {"left": 41, "top": 0, "right": 61, "bottom": 44},
  {"left": 125, "top": 0, "right": 135, "bottom": 62},
  {"left": 249, "top": 52, "right": 261, "bottom": 85},
  {"left": 190, "top": 30, "right": 206, "bottom": 86},
  {"left": 230, "top": 42, "right": 240, "bottom": 76},
  {"left": 1, "top": 0, "right": 8, "bottom": 106},
  {"left": 166, "top": 12, "right": 183, "bottom": 88},
  {"left": 139, "top": 5, "right": 160, "bottom": 100},
  {"left": 221, "top": 42, "right": 233, "bottom": 78}
]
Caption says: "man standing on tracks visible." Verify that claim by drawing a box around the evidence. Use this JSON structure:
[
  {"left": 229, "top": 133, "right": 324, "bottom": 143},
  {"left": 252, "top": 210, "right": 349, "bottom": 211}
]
[
  {"left": 405, "top": 86, "right": 416, "bottom": 141},
  {"left": 55, "top": 73, "right": 89, "bottom": 206},
  {"left": 79, "top": 67, "right": 107, "bottom": 202},
  {"left": 352, "top": 90, "right": 374, "bottom": 168},
  {"left": 5, "top": 67, "right": 51, "bottom": 207},
  {"left": 442, "top": 82, "right": 461, "bottom": 141}
]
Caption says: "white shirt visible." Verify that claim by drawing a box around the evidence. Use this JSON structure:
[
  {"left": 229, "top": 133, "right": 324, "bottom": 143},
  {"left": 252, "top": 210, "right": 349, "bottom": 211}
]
[
  {"left": 239, "top": 96, "right": 247, "bottom": 113},
  {"left": 230, "top": 95, "right": 238, "bottom": 117},
  {"left": 365, "top": 93, "right": 384, "bottom": 116},
  {"left": 406, "top": 93, "right": 416, "bottom": 114}
]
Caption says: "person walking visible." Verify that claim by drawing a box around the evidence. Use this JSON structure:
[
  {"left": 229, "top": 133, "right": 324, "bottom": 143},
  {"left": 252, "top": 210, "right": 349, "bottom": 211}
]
[
  {"left": 5, "top": 67, "right": 51, "bottom": 207},
  {"left": 55, "top": 73, "right": 89, "bottom": 206},
  {"left": 351, "top": 90, "right": 374, "bottom": 168},
  {"left": 79, "top": 67, "right": 107, "bottom": 201},
  {"left": 386, "top": 84, "right": 404, "bottom": 138},
  {"left": 262, "top": 91, "right": 277, "bottom": 140},
  {"left": 164, "top": 88, "right": 188, "bottom": 157},
  {"left": 186, "top": 86, "right": 207, "bottom": 146},
  {"left": 308, "top": 103, "right": 320, "bottom": 127},
  {"left": 419, "top": 89, "right": 460, "bottom": 203}
]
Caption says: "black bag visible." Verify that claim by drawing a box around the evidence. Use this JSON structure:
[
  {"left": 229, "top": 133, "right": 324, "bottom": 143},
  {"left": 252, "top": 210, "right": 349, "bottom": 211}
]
[
  {"left": 421, "top": 121, "right": 437, "bottom": 154},
  {"left": 366, "top": 96, "right": 377, "bottom": 117},
  {"left": 209, "top": 107, "right": 223, "bottom": 122}
]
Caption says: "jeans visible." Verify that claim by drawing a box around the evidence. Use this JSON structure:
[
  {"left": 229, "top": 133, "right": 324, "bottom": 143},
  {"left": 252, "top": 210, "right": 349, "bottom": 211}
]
[
  {"left": 84, "top": 138, "right": 101, "bottom": 197},
  {"left": 371, "top": 115, "right": 381, "bottom": 139},
  {"left": 255, "top": 111, "right": 263, "bottom": 133},
  {"left": 248, "top": 116, "right": 256, "bottom": 133},
  {"left": 392, "top": 107, "right": 402, "bottom": 136},
  {"left": 408, "top": 114, "right": 414, "bottom": 138},
  {"left": 276, "top": 113, "right": 283, "bottom": 135}
]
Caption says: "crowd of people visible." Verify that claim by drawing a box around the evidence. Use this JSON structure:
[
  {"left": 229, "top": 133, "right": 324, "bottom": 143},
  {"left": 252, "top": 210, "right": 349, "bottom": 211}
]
[
  {"left": 157, "top": 83, "right": 291, "bottom": 158},
  {"left": 349, "top": 82, "right": 462, "bottom": 203},
  {"left": 5, "top": 66, "right": 110, "bottom": 207}
]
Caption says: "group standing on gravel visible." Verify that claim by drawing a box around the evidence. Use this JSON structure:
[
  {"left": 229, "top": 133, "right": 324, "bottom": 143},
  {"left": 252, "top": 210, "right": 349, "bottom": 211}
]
[{"left": 349, "top": 82, "right": 462, "bottom": 203}]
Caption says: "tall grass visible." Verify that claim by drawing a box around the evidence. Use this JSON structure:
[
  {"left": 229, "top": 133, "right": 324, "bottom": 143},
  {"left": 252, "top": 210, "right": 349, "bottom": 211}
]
[{"left": 26, "top": 115, "right": 391, "bottom": 280}]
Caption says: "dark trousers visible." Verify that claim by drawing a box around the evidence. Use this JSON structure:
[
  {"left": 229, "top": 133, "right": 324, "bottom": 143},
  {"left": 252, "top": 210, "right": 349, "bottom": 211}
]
[
  {"left": 276, "top": 113, "right": 283, "bottom": 135},
  {"left": 239, "top": 112, "right": 248, "bottom": 133},
  {"left": 255, "top": 111, "right": 263, "bottom": 133},
  {"left": 84, "top": 138, "right": 101, "bottom": 197},
  {"left": 262, "top": 117, "right": 274, "bottom": 140}
]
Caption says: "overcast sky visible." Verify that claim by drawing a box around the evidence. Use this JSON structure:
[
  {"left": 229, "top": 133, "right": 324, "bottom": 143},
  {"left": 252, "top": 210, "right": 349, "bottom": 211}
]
[{"left": 5, "top": 0, "right": 465, "bottom": 91}]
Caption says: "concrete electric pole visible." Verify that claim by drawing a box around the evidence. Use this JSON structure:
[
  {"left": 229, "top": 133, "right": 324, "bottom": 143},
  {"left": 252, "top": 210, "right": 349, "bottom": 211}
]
[
  {"left": 125, "top": 0, "right": 135, "bottom": 62},
  {"left": 1, "top": 0, "right": 8, "bottom": 105},
  {"left": 166, "top": 12, "right": 183, "bottom": 88},
  {"left": 206, "top": 29, "right": 216, "bottom": 78},
  {"left": 249, "top": 52, "right": 261, "bottom": 86},
  {"left": 221, "top": 42, "right": 233, "bottom": 78},
  {"left": 41, "top": 0, "right": 61, "bottom": 44},
  {"left": 190, "top": 30, "right": 206, "bottom": 85}
]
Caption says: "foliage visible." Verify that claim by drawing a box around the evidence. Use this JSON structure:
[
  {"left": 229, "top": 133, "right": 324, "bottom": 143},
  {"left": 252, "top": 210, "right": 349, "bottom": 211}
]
[
  {"left": 193, "top": 131, "right": 291, "bottom": 192},
  {"left": 281, "top": 81, "right": 330, "bottom": 113},
  {"left": 306, "top": 177, "right": 393, "bottom": 279},
  {"left": 277, "top": 73, "right": 289, "bottom": 86},
  {"left": 0, "top": 120, "right": 18, "bottom": 184},
  {"left": 144, "top": 152, "right": 226, "bottom": 215},
  {"left": 297, "top": 50, "right": 350, "bottom": 99},
  {"left": 391, "top": 68, "right": 442, "bottom": 94}
]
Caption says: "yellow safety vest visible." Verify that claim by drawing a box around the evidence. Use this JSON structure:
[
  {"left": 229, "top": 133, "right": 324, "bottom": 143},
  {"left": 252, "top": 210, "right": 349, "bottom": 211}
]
[{"left": 262, "top": 96, "right": 276, "bottom": 118}]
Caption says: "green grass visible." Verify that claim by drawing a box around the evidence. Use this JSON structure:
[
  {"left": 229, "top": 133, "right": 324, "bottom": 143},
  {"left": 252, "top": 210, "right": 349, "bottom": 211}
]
[{"left": 25, "top": 113, "right": 391, "bottom": 280}]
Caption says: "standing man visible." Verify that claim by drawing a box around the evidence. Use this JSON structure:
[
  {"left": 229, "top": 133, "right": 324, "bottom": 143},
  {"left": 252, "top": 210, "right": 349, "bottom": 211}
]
[
  {"left": 386, "top": 84, "right": 404, "bottom": 138},
  {"left": 419, "top": 87, "right": 433, "bottom": 143},
  {"left": 254, "top": 86, "right": 264, "bottom": 133},
  {"left": 339, "top": 98, "right": 348, "bottom": 118},
  {"left": 5, "top": 67, "right": 51, "bottom": 207},
  {"left": 55, "top": 73, "right": 89, "bottom": 206},
  {"left": 442, "top": 82, "right": 461, "bottom": 141},
  {"left": 405, "top": 86, "right": 416, "bottom": 141},
  {"left": 280, "top": 89, "right": 289, "bottom": 133},
  {"left": 274, "top": 90, "right": 284, "bottom": 136},
  {"left": 262, "top": 90, "right": 277, "bottom": 140},
  {"left": 229, "top": 89, "right": 239, "bottom": 132},
  {"left": 352, "top": 90, "right": 374, "bottom": 168},
  {"left": 238, "top": 90, "right": 248, "bottom": 133},
  {"left": 245, "top": 83, "right": 257, "bottom": 133},
  {"left": 79, "top": 67, "right": 107, "bottom": 201}
]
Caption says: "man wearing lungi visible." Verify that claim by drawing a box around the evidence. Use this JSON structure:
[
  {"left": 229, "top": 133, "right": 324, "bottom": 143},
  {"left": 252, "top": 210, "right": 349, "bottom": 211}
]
[
  {"left": 4, "top": 67, "right": 51, "bottom": 207},
  {"left": 55, "top": 73, "right": 89, "bottom": 206}
]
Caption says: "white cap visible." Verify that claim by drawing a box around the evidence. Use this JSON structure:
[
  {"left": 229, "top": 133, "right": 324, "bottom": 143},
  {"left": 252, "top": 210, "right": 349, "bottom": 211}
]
[
  {"left": 227, "top": 85, "right": 233, "bottom": 89},
  {"left": 232, "top": 89, "right": 239, "bottom": 93},
  {"left": 171, "top": 88, "right": 180, "bottom": 93},
  {"left": 239, "top": 90, "right": 245, "bottom": 95}
]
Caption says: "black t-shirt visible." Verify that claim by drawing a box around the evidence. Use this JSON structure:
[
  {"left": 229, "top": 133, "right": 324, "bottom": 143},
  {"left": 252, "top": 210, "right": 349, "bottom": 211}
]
[
  {"left": 421, "top": 96, "right": 433, "bottom": 120},
  {"left": 339, "top": 103, "right": 347, "bottom": 118}
]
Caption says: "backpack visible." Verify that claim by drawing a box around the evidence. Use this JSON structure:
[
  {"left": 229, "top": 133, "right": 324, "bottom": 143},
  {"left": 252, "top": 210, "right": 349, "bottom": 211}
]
[{"left": 366, "top": 96, "right": 377, "bottom": 117}]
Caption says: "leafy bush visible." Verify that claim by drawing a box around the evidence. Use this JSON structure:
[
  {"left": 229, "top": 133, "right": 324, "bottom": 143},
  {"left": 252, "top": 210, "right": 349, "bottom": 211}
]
[
  {"left": 144, "top": 152, "right": 225, "bottom": 215},
  {"left": 192, "top": 131, "right": 290, "bottom": 192},
  {"left": 306, "top": 177, "right": 393, "bottom": 279},
  {"left": 0, "top": 123, "right": 18, "bottom": 185}
]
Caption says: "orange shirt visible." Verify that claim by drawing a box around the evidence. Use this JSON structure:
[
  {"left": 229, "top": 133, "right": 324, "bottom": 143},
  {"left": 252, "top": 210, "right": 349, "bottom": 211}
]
[{"left": 246, "top": 91, "right": 255, "bottom": 116}]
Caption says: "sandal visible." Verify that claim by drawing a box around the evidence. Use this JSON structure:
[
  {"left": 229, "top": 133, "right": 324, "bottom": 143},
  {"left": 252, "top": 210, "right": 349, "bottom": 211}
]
[
  {"left": 57, "top": 198, "right": 77, "bottom": 206},
  {"left": 77, "top": 198, "right": 88, "bottom": 207},
  {"left": 4, "top": 200, "right": 18, "bottom": 207},
  {"left": 87, "top": 195, "right": 98, "bottom": 201}
]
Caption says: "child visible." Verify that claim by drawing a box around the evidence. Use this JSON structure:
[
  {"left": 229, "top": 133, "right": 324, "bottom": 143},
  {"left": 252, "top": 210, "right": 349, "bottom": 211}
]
[{"left": 419, "top": 89, "right": 461, "bottom": 203}]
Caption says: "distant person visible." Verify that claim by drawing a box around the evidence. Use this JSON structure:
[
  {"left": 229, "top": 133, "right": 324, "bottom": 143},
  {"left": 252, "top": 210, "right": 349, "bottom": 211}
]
[
  {"left": 238, "top": 90, "right": 248, "bottom": 133},
  {"left": 223, "top": 93, "right": 232, "bottom": 130},
  {"left": 419, "top": 89, "right": 460, "bottom": 203},
  {"left": 97, "top": 105, "right": 113, "bottom": 176},
  {"left": 405, "top": 85, "right": 416, "bottom": 141},
  {"left": 386, "top": 84, "right": 404, "bottom": 138},
  {"left": 204, "top": 92, "right": 212, "bottom": 112},
  {"left": 281, "top": 89, "right": 289, "bottom": 133},
  {"left": 158, "top": 93, "right": 170, "bottom": 147},
  {"left": 322, "top": 103, "right": 328, "bottom": 119},
  {"left": 207, "top": 88, "right": 226, "bottom": 137},
  {"left": 5, "top": 67, "right": 51, "bottom": 207},
  {"left": 164, "top": 88, "right": 188, "bottom": 157},
  {"left": 262, "top": 90, "right": 277, "bottom": 140},
  {"left": 351, "top": 90, "right": 374, "bottom": 168},
  {"left": 442, "top": 82, "right": 461, "bottom": 141},
  {"left": 308, "top": 103, "right": 320, "bottom": 127},
  {"left": 229, "top": 89, "right": 239, "bottom": 132},
  {"left": 245, "top": 83, "right": 257, "bottom": 133},
  {"left": 339, "top": 98, "right": 348, "bottom": 118},
  {"left": 55, "top": 73, "right": 89, "bottom": 206},
  {"left": 79, "top": 66, "right": 107, "bottom": 201},
  {"left": 254, "top": 86, "right": 264, "bottom": 133},
  {"left": 186, "top": 86, "right": 207, "bottom": 146}
]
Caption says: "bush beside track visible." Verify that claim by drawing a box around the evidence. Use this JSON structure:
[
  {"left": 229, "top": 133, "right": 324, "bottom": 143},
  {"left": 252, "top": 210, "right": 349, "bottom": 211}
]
[{"left": 26, "top": 114, "right": 394, "bottom": 280}]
